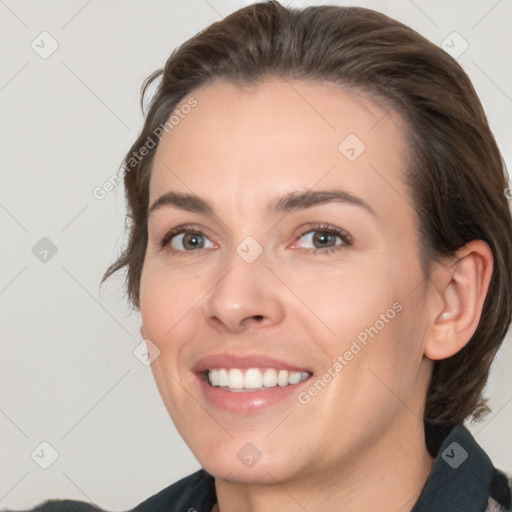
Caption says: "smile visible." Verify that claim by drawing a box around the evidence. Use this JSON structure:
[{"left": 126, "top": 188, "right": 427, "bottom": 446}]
[{"left": 207, "top": 368, "right": 311, "bottom": 391}]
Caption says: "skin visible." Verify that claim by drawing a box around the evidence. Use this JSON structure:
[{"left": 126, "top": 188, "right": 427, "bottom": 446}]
[{"left": 139, "top": 77, "right": 493, "bottom": 512}]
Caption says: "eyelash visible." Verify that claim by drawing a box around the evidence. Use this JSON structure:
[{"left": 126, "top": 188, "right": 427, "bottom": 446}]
[{"left": 158, "top": 223, "right": 353, "bottom": 256}]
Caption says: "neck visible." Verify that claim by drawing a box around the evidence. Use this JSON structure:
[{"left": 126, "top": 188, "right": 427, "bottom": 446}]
[{"left": 213, "top": 417, "right": 435, "bottom": 512}]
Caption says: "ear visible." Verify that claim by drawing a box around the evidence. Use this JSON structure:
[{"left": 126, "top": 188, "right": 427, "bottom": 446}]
[
  {"left": 424, "top": 240, "right": 493, "bottom": 360},
  {"left": 139, "top": 325, "right": 146, "bottom": 339}
]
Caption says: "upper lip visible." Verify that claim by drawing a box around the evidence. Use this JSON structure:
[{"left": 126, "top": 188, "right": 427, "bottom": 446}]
[{"left": 192, "top": 353, "right": 313, "bottom": 373}]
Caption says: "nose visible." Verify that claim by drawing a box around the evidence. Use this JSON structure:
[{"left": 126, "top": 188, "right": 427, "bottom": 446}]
[{"left": 202, "top": 247, "right": 285, "bottom": 334}]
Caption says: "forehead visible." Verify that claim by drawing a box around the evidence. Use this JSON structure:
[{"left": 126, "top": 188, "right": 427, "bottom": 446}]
[{"left": 149, "top": 78, "right": 414, "bottom": 227}]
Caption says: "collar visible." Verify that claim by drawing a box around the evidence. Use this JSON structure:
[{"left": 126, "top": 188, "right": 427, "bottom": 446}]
[{"left": 411, "top": 423, "right": 494, "bottom": 512}]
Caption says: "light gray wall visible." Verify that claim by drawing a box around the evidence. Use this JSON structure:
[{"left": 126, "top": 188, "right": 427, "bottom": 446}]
[{"left": 1, "top": 0, "right": 510, "bottom": 510}]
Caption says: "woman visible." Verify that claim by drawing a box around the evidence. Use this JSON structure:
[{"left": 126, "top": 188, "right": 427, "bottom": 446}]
[{"left": 19, "top": 1, "right": 512, "bottom": 511}]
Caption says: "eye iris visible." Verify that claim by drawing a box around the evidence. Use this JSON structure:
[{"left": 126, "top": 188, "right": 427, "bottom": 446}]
[
  {"left": 313, "top": 231, "right": 335, "bottom": 248},
  {"left": 183, "top": 233, "right": 204, "bottom": 250}
]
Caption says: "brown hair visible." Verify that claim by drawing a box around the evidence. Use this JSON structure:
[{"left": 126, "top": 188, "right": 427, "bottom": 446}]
[{"left": 102, "top": 1, "right": 512, "bottom": 453}]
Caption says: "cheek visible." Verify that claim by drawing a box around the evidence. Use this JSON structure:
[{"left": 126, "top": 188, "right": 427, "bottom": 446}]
[
  {"left": 338, "top": 278, "right": 429, "bottom": 417},
  {"left": 139, "top": 263, "right": 201, "bottom": 341},
  {"left": 140, "top": 266, "right": 199, "bottom": 423},
  {"left": 304, "top": 256, "right": 425, "bottom": 393},
  {"left": 287, "top": 260, "right": 397, "bottom": 345}
]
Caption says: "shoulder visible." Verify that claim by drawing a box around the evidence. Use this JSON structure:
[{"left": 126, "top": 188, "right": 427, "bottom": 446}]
[
  {"left": 130, "top": 469, "right": 217, "bottom": 512},
  {"left": 5, "top": 470, "right": 216, "bottom": 512},
  {"left": 131, "top": 468, "right": 216, "bottom": 511},
  {"left": 3, "top": 501, "right": 106, "bottom": 512},
  {"left": 486, "top": 467, "right": 512, "bottom": 511},
  {"left": 412, "top": 423, "right": 511, "bottom": 512}
]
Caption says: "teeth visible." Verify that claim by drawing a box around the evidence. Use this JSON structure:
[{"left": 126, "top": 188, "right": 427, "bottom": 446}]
[
  {"left": 228, "top": 369, "right": 244, "bottom": 389},
  {"left": 244, "top": 368, "right": 262, "bottom": 389},
  {"left": 207, "top": 368, "right": 310, "bottom": 391},
  {"left": 218, "top": 368, "right": 229, "bottom": 387},
  {"left": 209, "top": 369, "right": 219, "bottom": 386},
  {"left": 278, "top": 369, "right": 288, "bottom": 387},
  {"left": 288, "top": 371, "right": 302, "bottom": 385},
  {"left": 262, "top": 368, "right": 277, "bottom": 387}
]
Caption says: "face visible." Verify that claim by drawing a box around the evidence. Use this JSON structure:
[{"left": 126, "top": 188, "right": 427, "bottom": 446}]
[{"left": 139, "top": 78, "right": 433, "bottom": 484}]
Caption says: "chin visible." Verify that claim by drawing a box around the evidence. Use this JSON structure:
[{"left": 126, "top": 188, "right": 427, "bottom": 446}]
[
  {"left": 189, "top": 434, "right": 310, "bottom": 485},
  {"left": 201, "top": 457, "right": 297, "bottom": 485}
]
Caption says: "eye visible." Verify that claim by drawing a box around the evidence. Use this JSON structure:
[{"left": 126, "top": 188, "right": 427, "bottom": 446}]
[
  {"left": 159, "top": 223, "right": 352, "bottom": 256},
  {"left": 160, "top": 227, "right": 215, "bottom": 253},
  {"left": 293, "top": 223, "right": 352, "bottom": 254}
]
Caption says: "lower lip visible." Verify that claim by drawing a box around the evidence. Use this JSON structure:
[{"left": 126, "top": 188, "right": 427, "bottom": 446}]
[{"left": 195, "top": 373, "right": 311, "bottom": 413}]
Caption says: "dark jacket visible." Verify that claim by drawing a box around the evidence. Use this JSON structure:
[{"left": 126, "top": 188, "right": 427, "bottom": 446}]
[{"left": 5, "top": 423, "right": 511, "bottom": 512}]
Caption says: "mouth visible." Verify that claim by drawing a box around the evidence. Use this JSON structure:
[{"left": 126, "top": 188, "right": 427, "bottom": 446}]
[
  {"left": 192, "top": 353, "right": 314, "bottom": 412},
  {"left": 203, "top": 367, "right": 312, "bottom": 392}
]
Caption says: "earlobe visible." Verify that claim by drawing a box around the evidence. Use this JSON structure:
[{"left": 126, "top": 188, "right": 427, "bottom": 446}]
[
  {"left": 424, "top": 240, "right": 493, "bottom": 361},
  {"left": 139, "top": 325, "right": 146, "bottom": 339}
]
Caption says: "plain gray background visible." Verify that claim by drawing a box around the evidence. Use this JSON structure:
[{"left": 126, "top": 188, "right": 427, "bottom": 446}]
[{"left": 1, "top": 0, "right": 511, "bottom": 509}]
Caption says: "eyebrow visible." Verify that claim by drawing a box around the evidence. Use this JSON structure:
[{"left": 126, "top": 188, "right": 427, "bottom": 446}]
[{"left": 148, "top": 189, "right": 376, "bottom": 217}]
